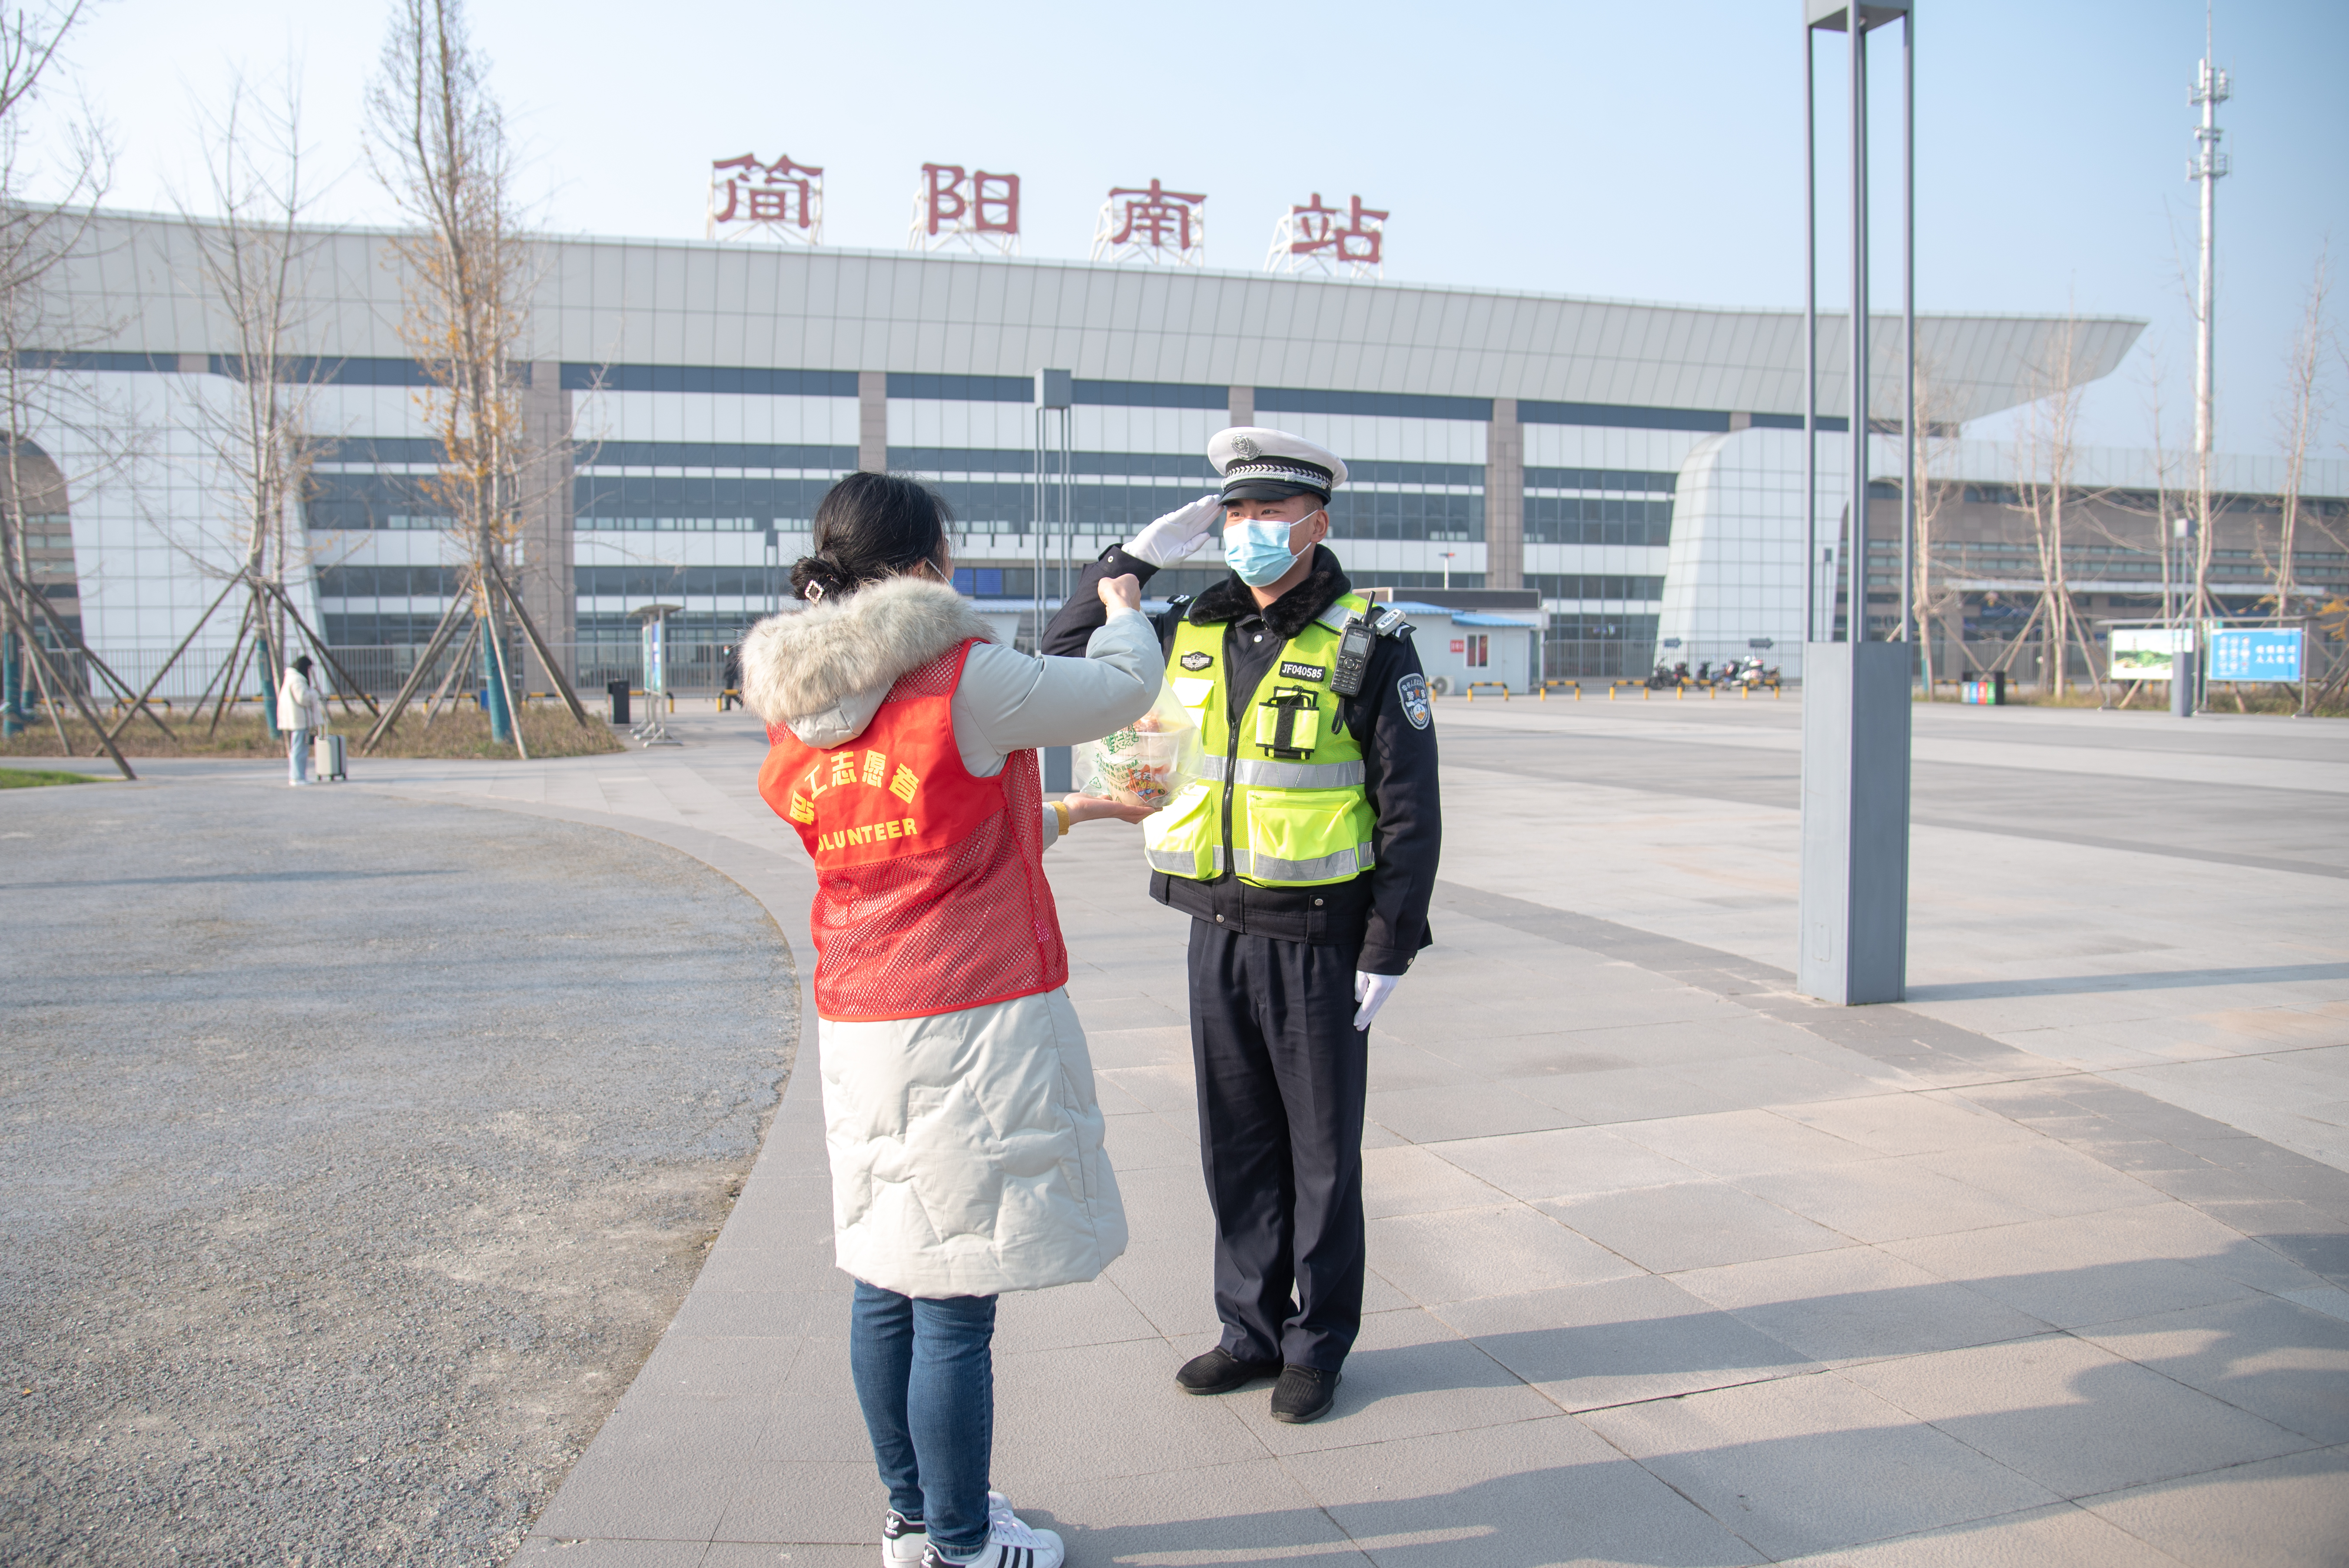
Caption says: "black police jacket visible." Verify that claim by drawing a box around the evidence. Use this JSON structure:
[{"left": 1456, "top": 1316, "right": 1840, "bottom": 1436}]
[{"left": 1042, "top": 543, "right": 1440, "bottom": 975}]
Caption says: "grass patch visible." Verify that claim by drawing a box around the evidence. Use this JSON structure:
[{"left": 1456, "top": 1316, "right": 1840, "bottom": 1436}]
[
  {"left": 0, "top": 766, "right": 100, "bottom": 788},
  {"left": 0, "top": 706, "right": 625, "bottom": 761}
]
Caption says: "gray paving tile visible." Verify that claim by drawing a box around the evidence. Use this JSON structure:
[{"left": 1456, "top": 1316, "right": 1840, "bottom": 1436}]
[
  {"left": 2079, "top": 1443, "right": 2349, "bottom": 1568},
  {"left": 1543, "top": 1182, "right": 1848, "bottom": 1274},
  {"left": 1612, "top": 1109, "right": 1886, "bottom": 1180},
  {"left": 1845, "top": 1334, "right": 2314, "bottom": 1498},
  {"left": 1034, "top": 1457, "right": 1374, "bottom": 1567},
  {"left": 531, "top": 1448, "right": 752, "bottom": 1541},
  {"left": 991, "top": 1336, "right": 1257, "bottom": 1485},
  {"left": 1672, "top": 1247, "right": 2054, "bottom": 1366},
  {"left": 1361, "top": 1142, "right": 1506, "bottom": 1218},
  {"left": 1369, "top": 1203, "right": 1641, "bottom": 1304},
  {"left": 1882, "top": 1214, "right": 2263, "bottom": 1329},
  {"left": 1774, "top": 1091, "right": 2039, "bottom": 1157},
  {"left": 2074, "top": 1295, "right": 2349, "bottom": 1445},
  {"left": 1505, "top": 1064, "right": 1758, "bottom": 1125},
  {"left": 632, "top": 1333, "right": 806, "bottom": 1399},
  {"left": 1675, "top": 1051, "right": 1900, "bottom": 1108},
  {"left": 1765, "top": 1501, "right": 2187, "bottom": 1566},
  {"left": 1432, "top": 1124, "right": 1710, "bottom": 1202},
  {"left": 707, "top": 1459, "right": 879, "bottom": 1545},
  {"left": 744, "top": 1392, "right": 870, "bottom": 1464},
  {"left": 1581, "top": 1372, "right": 2063, "bottom": 1560},
  {"left": 992, "top": 1274, "right": 1164, "bottom": 1355},
  {"left": 703, "top": 1546, "right": 869, "bottom": 1568},
  {"left": 1911, "top": 1140, "right": 2167, "bottom": 1219},
  {"left": 1436, "top": 1274, "right": 1815, "bottom": 1411},
  {"left": 512, "top": 1535, "right": 710, "bottom": 1566},
  {"left": 665, "top": 1288, "right": 839, "bottom": 1340},
  {"left": 1736, "top": 1159, "right": 2045, "bottom": 1244},
  {"left": 1281, "top": 1417, "right": 1765, "bottom": 1568},
  {"left": 1366, "top": 1079, "right": 1585, "bottom": 1143},
  {"left": 1224, "top": 1311, "right": 1562, "bottom": 1455}
]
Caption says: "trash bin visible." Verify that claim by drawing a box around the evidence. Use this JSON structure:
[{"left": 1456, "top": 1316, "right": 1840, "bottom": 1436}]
[{"left": 607, "top": 679, "right": 630, "bottom": 725}]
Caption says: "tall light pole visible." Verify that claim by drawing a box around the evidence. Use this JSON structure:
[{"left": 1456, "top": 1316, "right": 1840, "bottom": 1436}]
[
  {"left": 1800, "top": 0, "right": 1914, "bottom": 1007},
  {"left": 2186, "top": 6, "right": 2228, "bottom": 692}
]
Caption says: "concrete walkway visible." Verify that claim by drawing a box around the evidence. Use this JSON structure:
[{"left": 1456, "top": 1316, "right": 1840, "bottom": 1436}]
[{"left": 73, "top": 694, "right": 2344, "bottom": 1566}]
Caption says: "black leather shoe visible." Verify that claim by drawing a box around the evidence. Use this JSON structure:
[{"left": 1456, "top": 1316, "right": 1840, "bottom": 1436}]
[
  {"left": 1270, "top": 1365, "right": 1341, "bottom": 1424},
  {"left": 1176, "top": 1346, "right": 1281, "bottom": 1395}
]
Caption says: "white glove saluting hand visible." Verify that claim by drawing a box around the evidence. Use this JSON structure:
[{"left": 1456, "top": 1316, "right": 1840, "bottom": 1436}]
[
  {"left": 1125, "top": 494, "right": 1223, "bottom": 567},
  {"left": 1353, "top": 971, "right": 1400, "bottom": 1032}
]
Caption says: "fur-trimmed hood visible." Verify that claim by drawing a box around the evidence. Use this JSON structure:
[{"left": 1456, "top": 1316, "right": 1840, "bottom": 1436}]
[
  {"left": 1184, "top": 544, "right": 1353, "bottom": 637},
  {"left": 740, "top": 576, "right": 998, "bottom": 748}
]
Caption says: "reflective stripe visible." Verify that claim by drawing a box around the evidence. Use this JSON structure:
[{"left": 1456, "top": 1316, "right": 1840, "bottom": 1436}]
[
  {"left": 1145, "top": 844, "right": 1227, "bottom": 875},
  {"left": 1233, "top": 842, "right": 1375, "bottom": 882},
  {"left": 1315, "top": 603, "right": 1356, "bottom": 632},
  {"left": 1194, "top": 754, "right": 1364, "bottom": 789}
]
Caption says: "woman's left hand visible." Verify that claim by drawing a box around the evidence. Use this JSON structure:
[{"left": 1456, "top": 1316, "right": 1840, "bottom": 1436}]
[{"left": 1063, "top": 792, "right": 1156, "bottom": 825}]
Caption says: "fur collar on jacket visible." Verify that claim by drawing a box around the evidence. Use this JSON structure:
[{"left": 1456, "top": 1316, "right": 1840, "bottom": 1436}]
[
  {"left": 740, "top": 576, "right": 997, "bottom": 746},
  {"left": 1184, "top": 544, "right": 1353, "bottom": 639}
]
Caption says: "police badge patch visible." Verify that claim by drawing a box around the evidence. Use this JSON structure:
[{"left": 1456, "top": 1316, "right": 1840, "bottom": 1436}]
[
  {"left": 1179, "top": 650, "right": 1214, "bottom": 671},
  {"left": 1399, "top": 673, "right": 1432, "bottom": 730}
]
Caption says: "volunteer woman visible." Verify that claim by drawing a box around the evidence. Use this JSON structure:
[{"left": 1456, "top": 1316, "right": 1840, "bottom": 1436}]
[{"left": 743, "top": 471, "right": 1158, "bottom": 1568}]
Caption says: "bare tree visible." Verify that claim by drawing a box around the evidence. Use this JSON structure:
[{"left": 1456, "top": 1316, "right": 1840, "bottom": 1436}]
[
  {"left": 1901, "top": 358, "right": 1961, "bottom": 689},
  {"left": 112, "top": 73, "right": 384, "bottom": 746},
  {"left": 0, "top": 0, "right": 139, "bottom": 776},
  {"left": 362, "top": 0, "right": 584, "bottom": 758},
  {"left": 2001, "top": 314, "right": 2110, "bottom": 701},
  {"left": 2272, "top": 245, "right": 2331, "bottom": 628}
]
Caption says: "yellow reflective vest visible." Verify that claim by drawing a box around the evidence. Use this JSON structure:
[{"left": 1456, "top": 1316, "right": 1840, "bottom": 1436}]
[{"left": 1142, "top": 593, "right": 1378, "bottom": 887}]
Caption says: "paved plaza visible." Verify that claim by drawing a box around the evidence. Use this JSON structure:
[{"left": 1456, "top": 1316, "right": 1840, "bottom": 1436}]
[{"left": 11, "top": 695, "right": 2348, "bottom": 1565}]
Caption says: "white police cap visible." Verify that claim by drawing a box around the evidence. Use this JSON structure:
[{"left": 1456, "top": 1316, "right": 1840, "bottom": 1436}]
[{"left": 1208, "top": 427, "right": 1348, "bottom": 503}]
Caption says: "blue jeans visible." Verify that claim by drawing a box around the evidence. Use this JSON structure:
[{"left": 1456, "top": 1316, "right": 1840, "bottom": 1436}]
[
  {"left": 849, "top": 1280, "right": 996, "bottom": 1558},
  {"left": 287, "top": 727, "right": 312, "bottom": 785}
]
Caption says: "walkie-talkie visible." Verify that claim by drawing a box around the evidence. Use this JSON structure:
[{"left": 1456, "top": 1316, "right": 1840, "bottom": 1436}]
[{"left": 1330, "top": 612, "right": 1376, "bottom": 696}]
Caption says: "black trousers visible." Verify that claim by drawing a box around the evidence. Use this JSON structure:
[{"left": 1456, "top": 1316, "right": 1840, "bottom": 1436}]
[{"left": 1187, "top": 920, "right": 1368, "bottom": 1372}]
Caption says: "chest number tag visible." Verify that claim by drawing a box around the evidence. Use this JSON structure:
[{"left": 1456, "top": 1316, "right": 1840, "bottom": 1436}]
[
  {"left": 1278, "top": 660, "right": 1327, "bottom": 682},
  {"left": 1255, "top": 687, "right": 1322, "bottom": 759}
]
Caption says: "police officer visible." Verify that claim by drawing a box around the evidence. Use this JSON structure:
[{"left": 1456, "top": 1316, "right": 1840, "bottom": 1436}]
[{"left": 1043, "top": 428, "right": 1440, "bottom": 1425}]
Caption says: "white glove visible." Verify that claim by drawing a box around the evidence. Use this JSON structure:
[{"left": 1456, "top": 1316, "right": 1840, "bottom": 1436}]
[
  {"left": 1353, "top": 971, "right": 1400, "bottom": 1032},
  {"left": 1125, "top": 494, "right": 1223, "bottom": 567}
]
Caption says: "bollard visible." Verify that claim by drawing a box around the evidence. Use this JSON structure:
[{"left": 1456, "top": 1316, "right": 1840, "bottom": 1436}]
[
  {"left": 1609, "top": 684, "right": 1616, "bottom": 701},
  {"left": 1676, "top": 684, "right": 1683, "bottom": 701},
  {"left": 1742, "top": 684, "right": 1749, "bottom": 700}
]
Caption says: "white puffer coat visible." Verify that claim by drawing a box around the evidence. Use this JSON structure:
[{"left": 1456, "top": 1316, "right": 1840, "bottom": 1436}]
[{"left": 741, "top": 576, "right": 1161, "bottom": 1298}]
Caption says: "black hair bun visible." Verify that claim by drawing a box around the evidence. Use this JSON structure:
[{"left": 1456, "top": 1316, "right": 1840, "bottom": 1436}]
[{"left": 790, "top": 553, "right": 852, "bottom": 602}]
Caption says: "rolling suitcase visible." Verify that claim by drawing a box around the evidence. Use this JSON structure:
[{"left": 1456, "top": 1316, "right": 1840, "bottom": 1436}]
[{"left": 314, "top": 731, "right": 348, "bottom": 782}]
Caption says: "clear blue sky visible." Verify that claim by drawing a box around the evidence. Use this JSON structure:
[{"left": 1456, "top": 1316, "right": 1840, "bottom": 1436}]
[{"left": 29, "top": 0, "right": 2349, "bottom": 457}]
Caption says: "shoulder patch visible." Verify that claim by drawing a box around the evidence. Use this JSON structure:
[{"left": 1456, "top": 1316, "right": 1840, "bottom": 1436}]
[
  {"left": 1178, "top": 650, "right": 1214, "bottom": 671},
  {"left": 1278, "top": 660, "right": 1327, "bottom": 682},
  {"left": 1398, "top": 673, "right": 1432, "bottom": 730}
]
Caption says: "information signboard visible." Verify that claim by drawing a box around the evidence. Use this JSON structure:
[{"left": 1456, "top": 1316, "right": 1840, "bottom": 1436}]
[
  {"left": 2109, "top": 627, "right": 2193, "bottom": 681},
  {"left": 2206, "top": 627, "right": 2303, "bottom": 683}
]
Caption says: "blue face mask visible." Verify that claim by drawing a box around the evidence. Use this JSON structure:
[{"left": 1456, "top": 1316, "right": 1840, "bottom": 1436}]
[{"left": 1223, "top": 511, "right": 1322, "bottom": 587}]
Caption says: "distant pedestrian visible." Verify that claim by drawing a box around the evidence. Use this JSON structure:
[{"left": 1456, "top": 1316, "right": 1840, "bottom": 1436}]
[
  {"left": 720, "top": 643, "right": 743, "bottom": 710},
  {"left": 276, "top": 655, "right": 328, "bottom": 787},
  {"left": 743, "top": 471, "right": 1158, "bottom": 1568}
]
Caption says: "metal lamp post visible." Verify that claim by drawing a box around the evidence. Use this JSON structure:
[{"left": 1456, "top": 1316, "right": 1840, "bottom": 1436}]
[{"left": 1800, "top": 0, "right": 1914, "bottom": 1006}]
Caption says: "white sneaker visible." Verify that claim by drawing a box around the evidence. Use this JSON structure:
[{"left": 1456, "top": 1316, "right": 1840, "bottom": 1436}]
[
  {"left": 883, "top": 1509, "right": 927, "bottom": 1566},
  {"left": 884, "top": 1495, "right": 1015, "bottom": 1566},
  {"left": 921, "top": 1497, "right": 1064, "bottom": 1568}
]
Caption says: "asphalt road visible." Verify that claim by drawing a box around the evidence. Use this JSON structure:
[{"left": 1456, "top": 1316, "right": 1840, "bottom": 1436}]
[{"left": 0, "top": 775, "right": 795, "bottom": 1565}]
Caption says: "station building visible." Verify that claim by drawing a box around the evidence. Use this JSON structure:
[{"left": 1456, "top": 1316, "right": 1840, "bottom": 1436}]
[{"left": 23, "top": 209, "right": 2345, "bottom": 693}]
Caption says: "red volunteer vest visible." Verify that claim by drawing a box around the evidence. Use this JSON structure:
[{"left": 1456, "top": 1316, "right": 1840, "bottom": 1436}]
[{"left": 757, "top": 638, "right": 1069, "bottom": 1023}]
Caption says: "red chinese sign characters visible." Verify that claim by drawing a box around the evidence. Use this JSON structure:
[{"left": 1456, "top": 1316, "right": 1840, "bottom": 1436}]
[
  {"left": 921, "top": 164, "right": 1020, "bottom": 236},
  {"left": 1287, "top": 193, "right": 1386, "bottom": 266},
  {"left": 1092, "top": 179, "right": 1208, "bottom": 265},
  {"left": 709, "top": 154, "right": 825, "bottom": 242}
]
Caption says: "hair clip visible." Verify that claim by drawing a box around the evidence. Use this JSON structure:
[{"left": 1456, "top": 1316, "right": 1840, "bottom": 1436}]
[{"left": 805, "top": 581, "right": 825, "bottom": 603}]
